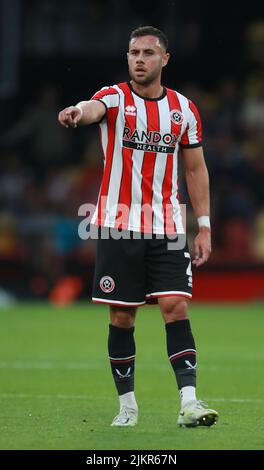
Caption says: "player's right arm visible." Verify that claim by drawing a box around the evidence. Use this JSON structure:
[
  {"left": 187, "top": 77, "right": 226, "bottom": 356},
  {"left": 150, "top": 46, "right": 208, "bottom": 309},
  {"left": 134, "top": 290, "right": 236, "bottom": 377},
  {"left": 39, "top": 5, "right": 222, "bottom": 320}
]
[{"left": 58, "top": 100, "right": 106, "bottom": 128}]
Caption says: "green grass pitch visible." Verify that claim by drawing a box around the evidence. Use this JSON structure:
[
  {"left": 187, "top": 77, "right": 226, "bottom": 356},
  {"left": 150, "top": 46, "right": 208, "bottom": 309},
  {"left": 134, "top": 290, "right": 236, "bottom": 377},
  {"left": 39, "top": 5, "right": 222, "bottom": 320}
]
[{"left": 0, "top": 302, "right": 263, "bottom": 450}]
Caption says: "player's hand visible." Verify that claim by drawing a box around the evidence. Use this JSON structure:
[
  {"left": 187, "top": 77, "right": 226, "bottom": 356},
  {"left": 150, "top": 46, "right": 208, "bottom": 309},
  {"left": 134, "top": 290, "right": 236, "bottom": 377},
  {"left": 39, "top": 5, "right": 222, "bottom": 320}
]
[
  {"left": 58, "top": 106, "right": 82, "bottom": 128},
  {"left": 192, "top": 227, "right": 211, "bottom": 268}
]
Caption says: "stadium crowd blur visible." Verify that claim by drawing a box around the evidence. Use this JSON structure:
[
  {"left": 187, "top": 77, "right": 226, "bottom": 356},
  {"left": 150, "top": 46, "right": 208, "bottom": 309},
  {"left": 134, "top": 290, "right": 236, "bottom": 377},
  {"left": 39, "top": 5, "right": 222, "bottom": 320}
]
[{"left": 0, "top": 1, "right": 263, "bottom": 301}]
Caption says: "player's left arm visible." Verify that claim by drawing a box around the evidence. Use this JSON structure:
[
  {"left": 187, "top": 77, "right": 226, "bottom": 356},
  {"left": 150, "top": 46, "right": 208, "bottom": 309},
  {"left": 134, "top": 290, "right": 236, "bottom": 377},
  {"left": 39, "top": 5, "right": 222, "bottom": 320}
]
[{"left": 182, "top": 146, "right": 211, "bottom": 268}]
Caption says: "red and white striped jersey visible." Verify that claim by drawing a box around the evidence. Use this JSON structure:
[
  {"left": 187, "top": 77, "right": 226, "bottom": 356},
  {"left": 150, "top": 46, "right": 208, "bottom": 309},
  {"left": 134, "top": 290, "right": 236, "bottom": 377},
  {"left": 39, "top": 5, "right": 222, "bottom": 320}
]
[{"left": 90, "top": 82, "right": 202, "bottom": 234}]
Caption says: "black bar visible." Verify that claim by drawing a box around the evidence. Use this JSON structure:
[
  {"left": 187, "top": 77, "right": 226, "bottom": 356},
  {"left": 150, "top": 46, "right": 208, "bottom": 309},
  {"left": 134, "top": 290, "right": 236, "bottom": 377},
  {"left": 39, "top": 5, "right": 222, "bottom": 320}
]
[
  {"left": 122, "top": 140, "right": 175, "bottom": 153},
  {"left": 0, "top": 450, "right": 262, "bottom": 466}
]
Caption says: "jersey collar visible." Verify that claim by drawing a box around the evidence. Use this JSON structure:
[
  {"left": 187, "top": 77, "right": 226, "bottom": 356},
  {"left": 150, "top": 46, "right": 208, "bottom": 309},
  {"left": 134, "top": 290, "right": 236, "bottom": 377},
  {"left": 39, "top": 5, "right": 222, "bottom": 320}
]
[{"left": 127, "top": 82, "right": 167, "bottom": 101}]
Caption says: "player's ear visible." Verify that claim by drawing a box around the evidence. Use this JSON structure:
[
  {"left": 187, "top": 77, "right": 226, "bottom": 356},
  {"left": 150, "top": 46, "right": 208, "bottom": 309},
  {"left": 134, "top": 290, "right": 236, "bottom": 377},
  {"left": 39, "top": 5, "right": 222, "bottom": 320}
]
[{"left": 162, "top": 52, "right": 170, "bottom": 68}]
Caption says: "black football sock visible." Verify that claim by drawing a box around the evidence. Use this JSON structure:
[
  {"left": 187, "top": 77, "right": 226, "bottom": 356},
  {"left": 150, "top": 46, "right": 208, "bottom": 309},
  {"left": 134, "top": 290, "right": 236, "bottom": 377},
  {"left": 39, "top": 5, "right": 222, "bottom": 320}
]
[
  {"left": 165, "top": 319, "right": 197, "bottom": 389},
  {"left": 108, "top": 324, "right": 135, "bottom": 396}
]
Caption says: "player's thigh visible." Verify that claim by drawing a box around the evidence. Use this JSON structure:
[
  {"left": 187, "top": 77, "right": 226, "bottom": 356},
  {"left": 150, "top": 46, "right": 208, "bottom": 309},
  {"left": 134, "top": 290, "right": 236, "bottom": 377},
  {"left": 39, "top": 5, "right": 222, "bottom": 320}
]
[
  {"left": 146, "top": 237, "right": 192, "bottom": 300},
  {"left": 92, "top": 229, "right": 147, "bottom": 304}
]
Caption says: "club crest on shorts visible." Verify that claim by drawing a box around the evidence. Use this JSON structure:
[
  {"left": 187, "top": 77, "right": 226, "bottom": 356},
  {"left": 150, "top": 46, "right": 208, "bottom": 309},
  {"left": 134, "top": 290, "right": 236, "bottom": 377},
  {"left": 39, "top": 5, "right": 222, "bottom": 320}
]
[
  {"left": 100, "top": 276, "right": 115, "bottom": 293},
  {"left": 170, "top": 109, "right": 183, "bottom": 125}
]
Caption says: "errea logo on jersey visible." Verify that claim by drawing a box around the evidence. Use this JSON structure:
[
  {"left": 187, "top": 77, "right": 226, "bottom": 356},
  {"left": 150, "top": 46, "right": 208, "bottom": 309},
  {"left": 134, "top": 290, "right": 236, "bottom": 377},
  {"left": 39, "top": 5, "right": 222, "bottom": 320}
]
[
  {"left": 125, "top": 105, "right": 137, "bottom": 116},
  {"left": 170, "top": 109, "right": 183, "bottom": 125}
]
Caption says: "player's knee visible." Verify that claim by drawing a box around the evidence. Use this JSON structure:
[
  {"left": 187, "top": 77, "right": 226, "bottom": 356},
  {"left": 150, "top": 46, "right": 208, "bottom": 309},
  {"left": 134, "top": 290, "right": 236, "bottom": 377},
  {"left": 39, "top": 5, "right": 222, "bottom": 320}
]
[
  {"left": 110, "top": 308, "right": 136, "bottom": 328},
  {"left": 160, "top": 297, "right": 189, "bottom": 323}
]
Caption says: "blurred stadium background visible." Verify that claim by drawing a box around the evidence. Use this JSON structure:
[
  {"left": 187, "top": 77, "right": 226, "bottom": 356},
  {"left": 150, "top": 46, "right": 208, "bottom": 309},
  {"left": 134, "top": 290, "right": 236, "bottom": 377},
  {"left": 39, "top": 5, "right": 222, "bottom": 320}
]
[
  {"left": 1, "top": 0, "right": 264, "bottom": 452},
  {"left": 0, "top": 0, "right": 264, "bottom": 302},
  {"left": 0, "top": 0, "right": 263, "bottom": 304}
]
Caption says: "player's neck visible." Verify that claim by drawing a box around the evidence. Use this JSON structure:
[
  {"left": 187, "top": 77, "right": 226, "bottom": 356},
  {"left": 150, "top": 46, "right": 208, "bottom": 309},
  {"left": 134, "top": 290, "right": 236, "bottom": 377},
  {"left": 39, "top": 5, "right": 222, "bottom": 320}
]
[{"left": 129, "top": 80, "right": 164, "bottom": 99}]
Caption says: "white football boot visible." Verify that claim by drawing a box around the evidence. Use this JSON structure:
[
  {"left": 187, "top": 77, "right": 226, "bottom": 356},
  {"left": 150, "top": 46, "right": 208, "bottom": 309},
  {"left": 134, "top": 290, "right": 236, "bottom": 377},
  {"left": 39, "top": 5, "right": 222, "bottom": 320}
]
[
  {"left": 177, "top": 400, "right": 219, "bottom": 427},
  {"left": 111, "top": 406, "right": 138, "bottom": 427}
]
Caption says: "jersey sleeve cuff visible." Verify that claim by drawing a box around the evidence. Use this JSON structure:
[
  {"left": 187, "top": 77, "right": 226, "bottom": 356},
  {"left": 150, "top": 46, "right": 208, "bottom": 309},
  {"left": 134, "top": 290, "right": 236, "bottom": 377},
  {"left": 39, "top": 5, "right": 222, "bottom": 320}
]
[{"left": 180, "top": 142, "right": 203, "bottom": 149}]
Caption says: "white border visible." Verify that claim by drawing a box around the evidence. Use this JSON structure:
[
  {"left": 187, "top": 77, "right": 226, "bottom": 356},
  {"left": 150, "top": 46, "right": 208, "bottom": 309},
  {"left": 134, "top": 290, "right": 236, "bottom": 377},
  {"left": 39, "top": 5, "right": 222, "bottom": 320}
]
[
  {"left": 146, "top": 291, "right": 192, "bottom": 298},
  {"left": 92, "top": 297, "right": 146, "bottom": 306}
]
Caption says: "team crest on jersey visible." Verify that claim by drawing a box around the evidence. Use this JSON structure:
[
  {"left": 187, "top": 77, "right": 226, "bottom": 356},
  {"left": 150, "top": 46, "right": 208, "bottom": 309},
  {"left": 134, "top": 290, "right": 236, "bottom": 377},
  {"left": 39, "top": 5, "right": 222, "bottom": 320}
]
[
  {"left": 170, "top": 109, "right": 183, "bottom": 125},
  {"left": 125, "top": 105, "right": 137, "bottom": 116},
  {"left": 100, "top": 276, "right": 115, "bottom": 293}
]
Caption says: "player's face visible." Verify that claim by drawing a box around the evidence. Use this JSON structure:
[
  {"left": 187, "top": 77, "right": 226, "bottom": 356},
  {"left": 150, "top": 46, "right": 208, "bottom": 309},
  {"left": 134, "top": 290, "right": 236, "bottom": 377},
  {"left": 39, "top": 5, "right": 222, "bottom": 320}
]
[{"left": 127, "top": 36, "right": 170, "bottom": 85}]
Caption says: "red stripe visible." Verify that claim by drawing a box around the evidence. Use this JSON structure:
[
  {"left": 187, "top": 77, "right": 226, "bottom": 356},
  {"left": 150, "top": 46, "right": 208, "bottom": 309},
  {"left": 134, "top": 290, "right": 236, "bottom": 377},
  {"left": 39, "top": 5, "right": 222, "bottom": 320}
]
[
  {"left": 140, "top": 101, "right": 159, "bottom": 232},
  {"left": 166, "top": 89, "right": 184, "bottom": 136},
  {"left": 175, "top": 147, "right": 183, "bottom": 225},
  {"left": 170, "top": 351, "right": 196, "bottom": 362},
  {"left": 180, "top": 122, "right": 190, "bottom": 146},
  {"left": 162, "top": 89, "right": 184, "bottom": 233},
  {"left": 99, "top": 127, "right": 104, "bottom": 162},
  {"left": 110, "top": 358, "right": 135, "bottom": 364},
  {"left": 95, "top": 106, "right": 119, "bottom": 225},
  {"left": 115, "top": 83, "right": 136, "bottom": 229},
  {"left": 91, "top": 87, "right": 119, "bottom": 100},
  {"left": 161, "top": 155, "right": 175, "bottom": 234},
  {"left": 189, "top": 100, "right": 202, "bottom": 142}
]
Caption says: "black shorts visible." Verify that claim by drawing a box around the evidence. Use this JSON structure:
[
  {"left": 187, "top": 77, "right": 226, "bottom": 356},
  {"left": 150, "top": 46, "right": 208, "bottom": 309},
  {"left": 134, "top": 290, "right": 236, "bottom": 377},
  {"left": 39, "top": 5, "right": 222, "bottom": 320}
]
[{"left": 92, "top": 229, "right": 192, "bottom": 307}]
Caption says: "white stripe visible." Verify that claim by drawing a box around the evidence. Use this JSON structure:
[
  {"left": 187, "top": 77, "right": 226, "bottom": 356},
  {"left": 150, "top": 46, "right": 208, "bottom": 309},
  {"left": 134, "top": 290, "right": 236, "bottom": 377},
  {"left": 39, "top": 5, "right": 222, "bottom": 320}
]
[
  {"left": 151, "top": 155, "right": 167, "bottom": 230},
  {"left": 187, "top": 104, "right": 199, "bottom": 144},
  {"left": 170, "top": 146, "right": 184, "bottom": 232},
  {"left": 92, "top": 115, "right": 109, "bottom": 223},
  {"left": 146, "top": 291, "right": 192, "bottom": 297},
  {"left": 204, "top": 398, "right": 264, "bottom": 403},
  {"left": 0, "top": 393, "right": 263, "bottom": 403},
  {"left": 169, "top": 94, "right": 184, "bottom": 233},
  {"left": 109, "top": 355, "right": 135, "bottom": 361},
  {"left": 151, "top": 98, "right": 171, "bottom": 230},
  {"left": 170, "top": 93, "right": 183, "bottom": 234},
  {"left": 0, "top": 393, "right": 89, "bottom": 400},
  {"left": 100, "top": 122, "right": 108, "bottom": 160},
  {"left": 100, "top": 93, "right": 119, "bottom": 108},
  {"left": 127, "top": 94, "right": 146, "bottom": 230},
  {"left": 167, "top": 100, "right": 183, "bottom": 235},
  {"left": 103, "top": 86, "right": 125, "bottom": 226},
  {"left": 0, "top": 361, "right": 93, "bottom": 370},
  {"left": 91, "top": 125, "right": 108, "bottom": 225},
  {"left": 92, "top": 297, "right": 146, "bottom": 306},
  {"left": 169, "top": 349, "right": 196, "bottom": 360},
  {"left": 176, "top": 91, "right": 189, "bottom": 139}
]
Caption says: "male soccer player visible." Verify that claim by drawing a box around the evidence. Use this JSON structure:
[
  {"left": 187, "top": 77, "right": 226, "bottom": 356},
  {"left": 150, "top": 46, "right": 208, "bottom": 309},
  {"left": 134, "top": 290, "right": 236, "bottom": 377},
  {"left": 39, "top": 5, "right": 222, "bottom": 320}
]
[{"left": 58, "top": 26, "right": 218, "bottom": 428}]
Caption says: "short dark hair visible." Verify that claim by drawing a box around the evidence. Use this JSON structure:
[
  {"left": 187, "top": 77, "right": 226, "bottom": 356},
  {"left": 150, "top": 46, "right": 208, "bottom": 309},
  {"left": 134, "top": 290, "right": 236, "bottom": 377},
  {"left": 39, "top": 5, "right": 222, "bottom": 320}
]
[{"left": 130, "top": 26, "right": 168, "bottom": 51}]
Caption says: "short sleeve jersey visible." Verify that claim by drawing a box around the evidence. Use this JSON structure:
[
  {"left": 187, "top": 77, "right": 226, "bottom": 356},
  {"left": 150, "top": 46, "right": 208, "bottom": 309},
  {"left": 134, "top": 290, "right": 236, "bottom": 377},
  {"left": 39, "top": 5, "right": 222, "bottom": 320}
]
[{"left": 90, "top": 82, "right": 202, "bottom": 234}]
